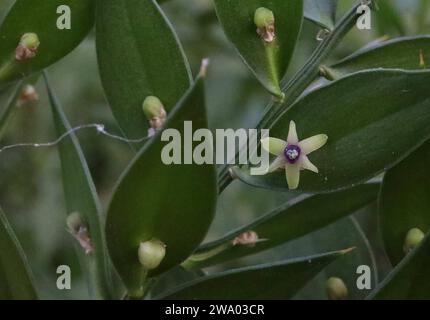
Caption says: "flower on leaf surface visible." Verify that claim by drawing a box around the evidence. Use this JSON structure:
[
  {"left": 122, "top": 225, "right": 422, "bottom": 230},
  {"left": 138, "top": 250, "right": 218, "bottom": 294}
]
[{"left": 260, "top": 121, "right": 328, "bottom": 190}]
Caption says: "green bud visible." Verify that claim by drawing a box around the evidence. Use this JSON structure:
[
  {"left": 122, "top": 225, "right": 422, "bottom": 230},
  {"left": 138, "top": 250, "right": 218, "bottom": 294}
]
[
  {"left": 403, "top": 228, "right": 425, "bottom": 254},
  {"left": 254, "top": 7, "right": 275, "bottom": 28},
  {"left": 20, "top": 33, "right": 40, "bottom": 50},
  {"left": 66, "top": 212, "right": 84, "bottom": 233},
  {"left": 326, "top": 277, "right": 348, "bottom": 300},
  {"left": 142, "top": 96, "right": 165, "bottom": 120},
  {"left": 138, "top": 239, "right": 166, "bottom": 270}
]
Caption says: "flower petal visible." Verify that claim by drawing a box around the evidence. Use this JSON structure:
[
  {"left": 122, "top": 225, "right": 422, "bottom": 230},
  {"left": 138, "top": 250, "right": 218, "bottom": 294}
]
[
  {"left": 261, "top": 137, "right": 287, "bottom": 156},
  {"left": 287, "top": 120, "right": 299, "bottom": 144},
  {"left": 299, "top": 134, "right": 328, "bottom": 155},
  {"left": 300, "top": 155, "right": 319, "bottom": 173},
  {"left": 268, "top": 156, "right": 286, "bottom": 173},
  {"left": 285, "top": 164, "right": 300, "bottom": 190}
]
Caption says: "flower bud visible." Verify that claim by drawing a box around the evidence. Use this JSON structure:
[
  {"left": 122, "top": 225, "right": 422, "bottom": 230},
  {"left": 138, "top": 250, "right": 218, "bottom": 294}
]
[
  {"left": 254, "top": 7, "right": 275, "bottom": 29},
  {"left": 15, "top": 33, "right": 40, "bottom": 61},
  {"left": 254, "top": 8, "right": 276, "bottom": 43},
  {"left": 16, "top": 85, "right": 39, "bottom": 107},
  {"left": 138, "top": 239, "right": 166, "bottom": 270},
  {"left": 66, "top": 211, "right": 85, "bottom": 233},
  {"left": 142, "top": 96, "right": 167, "bottom": 136},
  {"left": 232, "top": 230, "right": 259, "bottom": 247},
  {"left": 66, "top": 212, "right": 93, "bottom": 255},
  {"left": 403, "top": 228, "right": 425, "bottom": 254},
  {"left": 326, "top": 277, "right": 348, "bottom": 300}
]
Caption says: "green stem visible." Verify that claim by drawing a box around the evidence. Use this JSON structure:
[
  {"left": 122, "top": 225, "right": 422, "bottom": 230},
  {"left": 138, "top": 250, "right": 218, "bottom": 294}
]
[
  {"left": 217, "top": 3, "right": 364, "bottom": 193},
  {"left": 182, "top": 242, "right": 231, "bottom": 270}
]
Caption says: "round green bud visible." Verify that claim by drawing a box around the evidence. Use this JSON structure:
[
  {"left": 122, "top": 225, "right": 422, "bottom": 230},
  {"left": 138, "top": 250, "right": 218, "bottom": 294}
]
[
  {"left": 326, "top": 277, "right": 348, "bottom": 300},
  {"left": 66, "top": 212, "right": 84, "bottom": 233},
  {"left": 138, "top": 239, "right": 166, "bottom": 270},
  {"left": 20, "top": 33, "right": 40, "bottom": 50},
  {"left": 254, "top": 7, "right": 275, "bottom": 28},
  {"left": 403, "top": 228, "right": 425, "bottom": 254},
  {"left": 142, "top": 96, "right": 165, "bottom": 119}
]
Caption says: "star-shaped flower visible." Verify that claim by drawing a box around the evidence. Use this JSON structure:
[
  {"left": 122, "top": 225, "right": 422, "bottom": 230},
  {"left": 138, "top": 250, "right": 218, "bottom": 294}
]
[{"left": 260, "top": 121, "right": 328, "bottom": 190}]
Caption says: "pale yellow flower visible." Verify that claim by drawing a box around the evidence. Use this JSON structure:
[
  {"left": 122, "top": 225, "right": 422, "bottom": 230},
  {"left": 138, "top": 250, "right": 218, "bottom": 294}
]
[{"left": 260, "top": 121, "right": 328, "bottom": 190}]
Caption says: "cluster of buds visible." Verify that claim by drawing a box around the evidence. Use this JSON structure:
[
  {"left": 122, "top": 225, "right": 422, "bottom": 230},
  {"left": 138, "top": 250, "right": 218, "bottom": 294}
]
[
  {"left": 142, "top": 96, "right": 167, "bottom": 137},
  {"left": 66, "top": 212, "right": 93, "bottom": 254},
  {"left": 254, "top": 7, "right": 276, "bottom": 43},
  {"left": 326, "top": 277, "right": 348, "bottom": 300},
  {"left": 403, "top": 227, "right": 425, "bottom": 254},
  {"left": 138, "top": 239, "right": 166, "bottom": 270},
  {"left": 16, "top": 84, "right": 39, "bottom": 107},
  {"left": 15, "top": 33, "right": 40, "bottom": 61}
]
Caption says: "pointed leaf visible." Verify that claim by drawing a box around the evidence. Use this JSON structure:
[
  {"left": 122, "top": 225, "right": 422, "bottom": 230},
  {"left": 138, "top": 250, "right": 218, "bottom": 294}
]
[
  {"left": 233, "top": 70, "right": 430, "bottom": 192},
  {"left": 304, "top": 0, "right": 337, "bottom": 30},
  {"left": 213, "top": 0, "right": 303, "bottom": 96},
  {"left": 158, "top": 249, "right": 351, "bottom": 300},
  {"left": 106, "top": 72, "right": 217, "bottom": 296},
  {"left": 379, "top": 140, "right": 430, "bottom": 266},
  {"left": 96, "top": 0, "right": 192, "bottom": 139},
  {"left": 0, "top": 0, "right": 94, "bottom": 86},
  {"left": 0, "top": 207, "right": 37, "bottom": 299},
  {"left": 325, "top": 36, "right": 430, "bottom": 79},
  {"left": 45, "top": 75, "right": 113, "bottom": 299},
  {"left": 295, "top": 217, "right": 378, "bottom": 300},
  {"left": 186, "top": 184, "right": 378, "bottom": 269},
  {"left": 369, "top": 230, "right": 430, "bottom": 299}
]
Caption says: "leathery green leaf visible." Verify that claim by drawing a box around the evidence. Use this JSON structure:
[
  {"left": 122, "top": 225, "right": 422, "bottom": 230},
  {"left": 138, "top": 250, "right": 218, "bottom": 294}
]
[
  {"left": 0, "top": 207, "right": 37, "bottom": 299},
  {"left": 0, "top": 0, "right": 94, "bottom": 86},
  {"left": 233, "top": 70, "right": 430, "bottom": 192},
  {"left": 106, "top": 69, "right": 217, "bottom": 297},
  {"left": 96, "top": 0, "right": 192, "bottom": 139},
  {"left": 158, "top": 249, "right": 352, "bottom": 300},
  {"left": 184, "top": 184, "right": 378, "bottom": 269},
  {"left": 45, "top": 74, "right": 113, "bottom": 299},
  {"left": 369, "top": 230, "right": 430, "bottom": 299},
  {"left": 379, "top": 140, "right": 430, "bottom": 266},
  {"left": 295, "top": 217, "right": 378, "bottom": 300},
  {"left": 213, "top": 0, "right": 303, "bottom": 97},
  {"left": 323, "top": 36, "right": 430, "bottom": 80},
  {"left": 304, "top": 0, "right": 337, "bottom": 30}
]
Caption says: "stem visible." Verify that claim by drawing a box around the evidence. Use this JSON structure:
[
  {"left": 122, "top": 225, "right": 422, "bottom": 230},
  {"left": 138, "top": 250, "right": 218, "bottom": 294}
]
[
  {"left": 182, "top": 242, "right": 231, "bottom": 270},
  {"left": 217, "top": 3, "right": 362, "bottom": 193}
]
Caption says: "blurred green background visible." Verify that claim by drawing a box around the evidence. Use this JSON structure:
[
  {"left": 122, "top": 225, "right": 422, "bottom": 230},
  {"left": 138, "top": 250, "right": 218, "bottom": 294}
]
[{"left": 0, "top": 0, "right": 428, "bottom": 299}]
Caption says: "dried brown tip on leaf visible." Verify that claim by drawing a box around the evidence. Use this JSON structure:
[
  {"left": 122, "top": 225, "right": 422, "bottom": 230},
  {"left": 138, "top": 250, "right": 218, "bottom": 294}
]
[{"left": 199, "top": 58, "right": 210, "bottom": 77}]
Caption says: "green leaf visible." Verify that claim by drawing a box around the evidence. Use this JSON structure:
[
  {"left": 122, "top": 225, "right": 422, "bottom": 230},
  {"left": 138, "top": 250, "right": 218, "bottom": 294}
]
[
  {"left": 0, "top": 82, "right": 22, "bottom": 134},
  {"left": 323, "top": 36, "right": 430, "bottom": 79},
  {"left": 185, "top": 184, "right": 378, "bottom": 269},
  {"left": 96, "top": 0, "right": 192, "bottom": 139},
  {"left": 0, "top": 207, "right": 37, "bottom": 299},
  {"left": 0, "top": 0, "right": 94, "bottom": 86},
  {"left": 379, "top": 140, "right": 430, "bottom": 266},
  {"left": 158, "top": 249, "right": 352, "bottom": 299},
  {"left": 45, "top": 74, "right": 113, "bottom": 300},
  {"left": 304, "top": 0, "right": 337, "bottom": 30},
  {"left": 295, "top": 217, "right": 378, "bottom": 300},
  {"left": 369, "top": 230, "right": 430, "bottom": 299},
  {"left": 106, "top": 70, "right": 217, "bottom": 297},
  {"left": 374, "top": 0, "right": 406, "bottom": 36},
  {"left": 233, "top": 69, "right": 430, "bottom": 192},
  {"left": 213, "top": 0, "right": 303, "bottom": 97}
]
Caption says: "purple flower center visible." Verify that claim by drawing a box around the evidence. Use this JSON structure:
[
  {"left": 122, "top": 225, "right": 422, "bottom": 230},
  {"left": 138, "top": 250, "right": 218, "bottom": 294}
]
[{"left": 284, "top": 144, "right": 301, "bottom": 164}]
